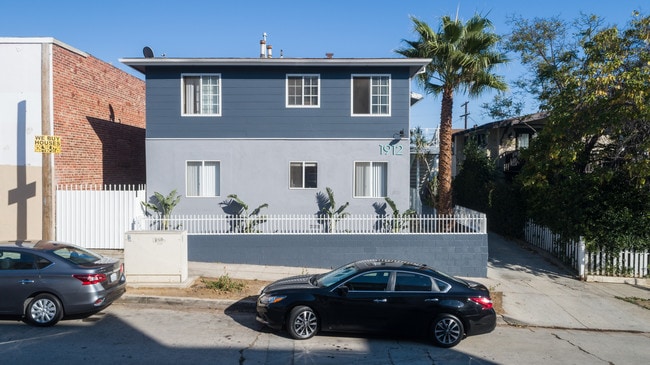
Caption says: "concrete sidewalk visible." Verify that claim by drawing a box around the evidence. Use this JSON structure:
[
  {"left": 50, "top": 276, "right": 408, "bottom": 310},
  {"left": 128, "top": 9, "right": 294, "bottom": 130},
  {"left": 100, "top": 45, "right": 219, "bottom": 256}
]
[
  {"left": 123, "top": 233, "right": 650, "bottom": 333},
  {"left": 482, "top": 233, "right": 650, "bottom": 332}
]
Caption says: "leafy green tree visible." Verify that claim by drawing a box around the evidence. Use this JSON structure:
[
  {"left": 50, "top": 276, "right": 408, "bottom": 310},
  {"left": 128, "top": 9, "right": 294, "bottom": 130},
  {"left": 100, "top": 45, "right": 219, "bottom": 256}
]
[
  {"left": 480, "top": 91, "right": 525, "bottom": 120},
  {"left": 452, "top": 138, "right": 495, "bottom": 214},
  {"left": 141, "top": 190, "right": 182, "bottom": 230},
  {"left": 397, "top": 14, "right": 508, "bottom": 215},
  {"left": 516, "top": 12, "right": 650, "bottom": 250}
]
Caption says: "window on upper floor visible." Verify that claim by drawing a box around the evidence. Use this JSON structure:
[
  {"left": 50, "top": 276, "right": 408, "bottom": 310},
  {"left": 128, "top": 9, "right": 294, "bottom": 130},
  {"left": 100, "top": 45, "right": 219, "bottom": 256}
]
[
  {"left": 289, "top": 162, "right": 318, "bottom": 189},
  {"left": 287, "top": 75, "right": 320, "bottom": 107},
  {"left": 182, "top": 74, "right": 221, "bottom": 116},
  {"left": 352, "top": 75, "right": 390, "bottom": 116},
  {"left": 186, "top": 161, "right": 220, "bottom": 197},
  {"left": 354, "top": 161, "right": 388, "bottom": 198},
  {"left": 517, "top": 133, "right": 530, "bottom": 149}
]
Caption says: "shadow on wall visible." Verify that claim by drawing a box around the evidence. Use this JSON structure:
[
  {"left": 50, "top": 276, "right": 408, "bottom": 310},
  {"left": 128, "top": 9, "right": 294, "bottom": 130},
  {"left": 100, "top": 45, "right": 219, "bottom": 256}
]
[{"left": 87, "top": 116, "right": 146, "bottom": 185}]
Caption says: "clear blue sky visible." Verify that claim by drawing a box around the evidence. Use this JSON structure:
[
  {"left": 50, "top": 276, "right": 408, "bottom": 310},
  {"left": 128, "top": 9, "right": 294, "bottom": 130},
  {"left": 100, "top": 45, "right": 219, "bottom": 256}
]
[{"left": 1, "top": 0, "right": 646, "bottom": 129}]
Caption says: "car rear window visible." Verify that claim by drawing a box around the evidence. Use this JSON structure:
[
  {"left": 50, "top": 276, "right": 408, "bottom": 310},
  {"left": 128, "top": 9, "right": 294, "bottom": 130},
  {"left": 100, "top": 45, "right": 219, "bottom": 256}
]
[{"left": 53, "top": 247, "right": 101, "bottom": 265}]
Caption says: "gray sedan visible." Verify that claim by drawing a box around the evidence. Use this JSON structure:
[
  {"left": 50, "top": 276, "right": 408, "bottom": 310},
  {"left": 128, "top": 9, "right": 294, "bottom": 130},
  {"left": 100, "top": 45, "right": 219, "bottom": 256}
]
[{"left": 0, "top": 240, "right": 126, "bottom": 326}]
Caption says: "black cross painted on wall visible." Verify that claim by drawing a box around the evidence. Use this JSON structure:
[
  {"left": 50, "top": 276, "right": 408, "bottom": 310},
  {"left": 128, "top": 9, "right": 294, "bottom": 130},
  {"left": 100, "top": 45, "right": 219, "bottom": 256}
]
[{"left": 8, "top": 100, "right": 37, "bottom": 239}]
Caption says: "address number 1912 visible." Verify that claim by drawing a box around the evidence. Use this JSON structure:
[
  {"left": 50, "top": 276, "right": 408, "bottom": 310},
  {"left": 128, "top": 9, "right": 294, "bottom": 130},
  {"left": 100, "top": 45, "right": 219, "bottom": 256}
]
[{"left": 379, "top": 144, "right": 403, "bottom": 155}]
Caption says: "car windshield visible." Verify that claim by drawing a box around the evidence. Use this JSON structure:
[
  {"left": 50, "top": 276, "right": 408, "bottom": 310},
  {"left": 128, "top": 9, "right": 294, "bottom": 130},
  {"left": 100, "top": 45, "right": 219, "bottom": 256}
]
[
  {"left": 317, "top": 262, "right": 360, "bottom": 287},
  {"left": 52, "top": 246, "right": 102, "bottom": 265}
]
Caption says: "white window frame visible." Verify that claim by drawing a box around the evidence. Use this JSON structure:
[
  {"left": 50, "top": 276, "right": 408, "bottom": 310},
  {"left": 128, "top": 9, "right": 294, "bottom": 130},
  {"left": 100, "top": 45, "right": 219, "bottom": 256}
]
[
  {"left": 186, "top": 160, "right": 221, "bottom": 197},
  {"left": 289, "top": 161, "right": 318, "bottom": 189},
  {"left": 351, "top": 74, "right": 391, "bottom": 116},
  {"left": 286, "top": 74, "right": 320, "bottom": 108},
  {"left": 181, "top": 73, "right": 222, "bottom": 116},
  {"left": 517, "top": 133, "right": 530, "bottom": 149},
  {"left": 353, "top": 161, "right": 388, "bottom": 198}
]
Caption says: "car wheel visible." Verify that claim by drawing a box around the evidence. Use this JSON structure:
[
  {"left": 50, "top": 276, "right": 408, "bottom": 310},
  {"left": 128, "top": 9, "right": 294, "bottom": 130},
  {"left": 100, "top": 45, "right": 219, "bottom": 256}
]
[
  {"left": 431, "top": 314, "right": 464, "bottom": 348},
  {"left": 25, "top": 294, "right": 63, "bottom": 327},
  {"left": 287, "top": 306, "right": 318, "bottom": 340}
]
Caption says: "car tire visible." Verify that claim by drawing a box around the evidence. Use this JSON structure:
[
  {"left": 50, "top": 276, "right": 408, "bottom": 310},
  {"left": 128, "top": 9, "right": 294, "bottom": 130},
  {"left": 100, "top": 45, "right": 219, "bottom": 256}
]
[
  {"left": 25, "top": 293, "right": 63, "bottom": 327},
  {"left": 431, "top": 314, "right": 464, "bottom": 348},
  {"left": 287, "top": 306, "right": 318, "bottom": 340}
]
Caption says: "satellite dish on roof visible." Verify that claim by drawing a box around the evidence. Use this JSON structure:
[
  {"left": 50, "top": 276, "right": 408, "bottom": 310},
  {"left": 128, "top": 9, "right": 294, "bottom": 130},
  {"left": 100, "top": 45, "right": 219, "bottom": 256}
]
[{"left": 143, "top": 46, "right": 154, "bottom": 58}]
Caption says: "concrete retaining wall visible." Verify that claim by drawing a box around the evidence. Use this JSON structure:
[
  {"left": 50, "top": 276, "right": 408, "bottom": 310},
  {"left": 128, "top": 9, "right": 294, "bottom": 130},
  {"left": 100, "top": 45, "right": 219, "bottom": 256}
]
[{"left": 189, "top": 234, "right": 488, "bottom": 278}]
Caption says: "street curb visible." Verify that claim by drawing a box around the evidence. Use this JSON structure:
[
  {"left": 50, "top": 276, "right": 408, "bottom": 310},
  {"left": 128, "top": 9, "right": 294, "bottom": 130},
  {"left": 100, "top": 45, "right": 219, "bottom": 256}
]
[{"left": 118, "top": 294, "right": 257, "bottom": 312}]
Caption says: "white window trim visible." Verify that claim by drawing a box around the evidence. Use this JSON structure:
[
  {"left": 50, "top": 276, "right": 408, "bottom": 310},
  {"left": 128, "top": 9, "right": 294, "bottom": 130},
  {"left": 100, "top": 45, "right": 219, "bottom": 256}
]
[
  {"left": 350, "top": 74, "right": 391, "bottom": 117},
  {"left": 286, "top": 74, "right": 320, "bottom": 108},
  {"left": 186, "top": 160, "right": 221, "bottom": 198},
  {"left": 353, "top": 161, "right": 388, "bottom": 198},
  {"left": 289, "top": 161, "right": 318, "bottom": 189},
  {"left": 181, "top": 73, "right": 222, "bottom": 117}
]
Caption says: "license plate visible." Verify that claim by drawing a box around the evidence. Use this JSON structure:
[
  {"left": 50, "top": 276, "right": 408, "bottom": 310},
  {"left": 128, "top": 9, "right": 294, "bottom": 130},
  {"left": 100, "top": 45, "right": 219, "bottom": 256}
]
[{"left": 110, "top": 272, "right": 117, "bottom": 282}]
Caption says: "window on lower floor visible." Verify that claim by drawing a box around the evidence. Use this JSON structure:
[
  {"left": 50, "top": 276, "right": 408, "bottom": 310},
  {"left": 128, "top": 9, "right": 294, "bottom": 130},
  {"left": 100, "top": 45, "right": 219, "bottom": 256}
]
[
  {"left": 186, "top": 161, "right": 220, "bottom": 197},
  {"left": 290, "top": 162, "right": 318, "bottom": 189},
  {"left": 354, "top": 161, "right": 387, "bottom": 197},
  {"left": 182, "top": 74, "right": 221, "bottom": 116}
]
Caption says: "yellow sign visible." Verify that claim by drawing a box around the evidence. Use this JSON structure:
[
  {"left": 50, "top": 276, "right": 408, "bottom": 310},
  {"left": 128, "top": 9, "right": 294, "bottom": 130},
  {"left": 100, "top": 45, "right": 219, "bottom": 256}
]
[{"left": 34, "top": 135, "right": 62, "bottom": 154}]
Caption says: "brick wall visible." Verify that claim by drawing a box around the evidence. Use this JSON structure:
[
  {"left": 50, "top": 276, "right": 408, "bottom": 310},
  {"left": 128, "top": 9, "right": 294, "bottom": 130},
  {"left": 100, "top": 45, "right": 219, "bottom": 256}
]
[{"left": 52, "top": 44, "right": 146, "bottom": 185}]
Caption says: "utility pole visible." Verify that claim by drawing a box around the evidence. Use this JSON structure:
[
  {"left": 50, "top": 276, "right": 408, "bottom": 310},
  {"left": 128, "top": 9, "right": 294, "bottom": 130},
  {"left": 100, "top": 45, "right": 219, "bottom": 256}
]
[
  {"left": 41, "top": 43, "right": 55, "bottom": 240},
  {"left": 460, "top": 101, "right": 469, "bottom": 129}
]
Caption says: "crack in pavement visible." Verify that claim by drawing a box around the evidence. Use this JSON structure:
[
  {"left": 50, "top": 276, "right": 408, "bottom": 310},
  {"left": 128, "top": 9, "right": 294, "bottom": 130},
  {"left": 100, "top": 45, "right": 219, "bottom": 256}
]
[
  {"left": 551, "top": 332, "right": 613, "bottom": 364},
  {"left": 238, "top": 331, "right": 262, "bottom": 365}
]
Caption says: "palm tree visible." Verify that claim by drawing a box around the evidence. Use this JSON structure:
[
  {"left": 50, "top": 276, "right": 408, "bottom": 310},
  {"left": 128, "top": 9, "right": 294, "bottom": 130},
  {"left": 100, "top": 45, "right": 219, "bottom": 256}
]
[{"left": 397, "top": 14, "right": 508, "bottom": 215}]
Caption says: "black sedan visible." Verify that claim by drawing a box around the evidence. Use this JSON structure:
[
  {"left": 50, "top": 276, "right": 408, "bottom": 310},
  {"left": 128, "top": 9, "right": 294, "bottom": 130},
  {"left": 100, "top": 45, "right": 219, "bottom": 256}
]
[
  {"left": 256, "top": 259, "right": 496, "bottom": 347},
  {"left": 0, "top": 240, "right": 126, "bottom": 326}
]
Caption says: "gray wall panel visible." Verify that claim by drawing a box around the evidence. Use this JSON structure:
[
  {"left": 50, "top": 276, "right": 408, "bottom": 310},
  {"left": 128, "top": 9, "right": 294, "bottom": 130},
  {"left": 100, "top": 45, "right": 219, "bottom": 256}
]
[
  {"left": 188, "top": 234, "right": 489, "bottom": 278},
  {"left": 145, "top": 138, "right": 410, "bottom": 216}
]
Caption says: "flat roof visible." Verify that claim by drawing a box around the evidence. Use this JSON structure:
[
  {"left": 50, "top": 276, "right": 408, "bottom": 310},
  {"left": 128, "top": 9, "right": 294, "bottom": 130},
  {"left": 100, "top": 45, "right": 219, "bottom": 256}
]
[{"left": 119, "top": 57, "right": 431, "bottom": 77}]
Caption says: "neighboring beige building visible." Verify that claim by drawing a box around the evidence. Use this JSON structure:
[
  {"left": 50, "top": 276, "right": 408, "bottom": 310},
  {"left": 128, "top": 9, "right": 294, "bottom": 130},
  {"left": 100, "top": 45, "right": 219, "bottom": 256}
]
[
  {"left": 0, "top": 38, "right": 145, "bottom": 241},
  {"left": 452, "top": 112, "right": 548, "bottom": 177}
]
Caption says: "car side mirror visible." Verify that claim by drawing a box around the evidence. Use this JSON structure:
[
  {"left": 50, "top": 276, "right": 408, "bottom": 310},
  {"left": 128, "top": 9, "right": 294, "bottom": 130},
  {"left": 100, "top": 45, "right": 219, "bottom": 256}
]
[{"left": 336, "top": 285, "right": 349, "bottom": 297}]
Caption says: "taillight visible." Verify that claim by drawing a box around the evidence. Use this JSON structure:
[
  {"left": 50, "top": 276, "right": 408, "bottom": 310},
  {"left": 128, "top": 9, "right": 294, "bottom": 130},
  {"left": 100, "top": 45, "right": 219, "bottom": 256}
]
[
  {"left": 470, "top": 297, "right": 493, "bottom": 310},
  {"left": 73, "top": 273, "right": 107, "bottom": 285}
]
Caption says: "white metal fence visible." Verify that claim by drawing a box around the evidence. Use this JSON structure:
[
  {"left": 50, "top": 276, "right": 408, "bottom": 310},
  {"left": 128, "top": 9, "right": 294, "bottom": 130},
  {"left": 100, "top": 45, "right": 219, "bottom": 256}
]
[
  {"left": 56, "top": 184, "right": 146, "bottom": 249},
  {"left": 525, "top": 221, "right": 649, "bottom": 278},
  {"left": 134, "top": 208, "right": 486, "bottom": 235}
]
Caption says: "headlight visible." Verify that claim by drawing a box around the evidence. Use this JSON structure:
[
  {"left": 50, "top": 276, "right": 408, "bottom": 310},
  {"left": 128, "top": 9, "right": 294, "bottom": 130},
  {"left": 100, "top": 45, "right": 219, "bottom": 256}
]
[{"left": 259, "top": 294, "right": 286, "bottom": 305}]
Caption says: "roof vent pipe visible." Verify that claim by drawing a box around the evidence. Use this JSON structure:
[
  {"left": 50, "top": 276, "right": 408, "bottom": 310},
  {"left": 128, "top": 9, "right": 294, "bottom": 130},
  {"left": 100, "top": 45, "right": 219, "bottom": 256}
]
[
  {"left": 260, "top": 32, "right": 268, "bottom": 58},
  {"left": 326, "top": 53, "right": 334, "bottom": 59},
  {"left": 267, "top": 45, "right": 273, "bottom": 58}
]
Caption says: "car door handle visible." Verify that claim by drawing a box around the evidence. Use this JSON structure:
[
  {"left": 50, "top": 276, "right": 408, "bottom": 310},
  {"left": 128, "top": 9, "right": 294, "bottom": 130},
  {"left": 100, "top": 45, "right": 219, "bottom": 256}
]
[
  {"left": 373, "top": 299, "right": 387, "bottom": 303},
  {"left": 424, "top": 298, "right": 439, "bottom": 302},
  {"left": 20, "top": 279, "right": 35, "bottom": 285}
]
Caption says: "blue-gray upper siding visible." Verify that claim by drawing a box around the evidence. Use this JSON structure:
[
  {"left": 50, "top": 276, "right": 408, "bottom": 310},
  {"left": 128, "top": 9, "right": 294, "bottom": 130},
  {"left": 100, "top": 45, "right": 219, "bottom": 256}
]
[{"left": 145, "top": 66, "right": 412, "bottom": 139}]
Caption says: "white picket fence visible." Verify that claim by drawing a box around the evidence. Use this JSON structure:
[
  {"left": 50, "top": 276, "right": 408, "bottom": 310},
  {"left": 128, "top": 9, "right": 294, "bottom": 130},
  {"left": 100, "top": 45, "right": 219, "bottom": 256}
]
[
  {"left": 56, "top": 184, "right": 146, "bottom": 249},
  {"left": 525, "top": 221, "right": 649, "bottom": 279},
  {"left": 134, "top": 208, "right": 486, "bottom": 235}
]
